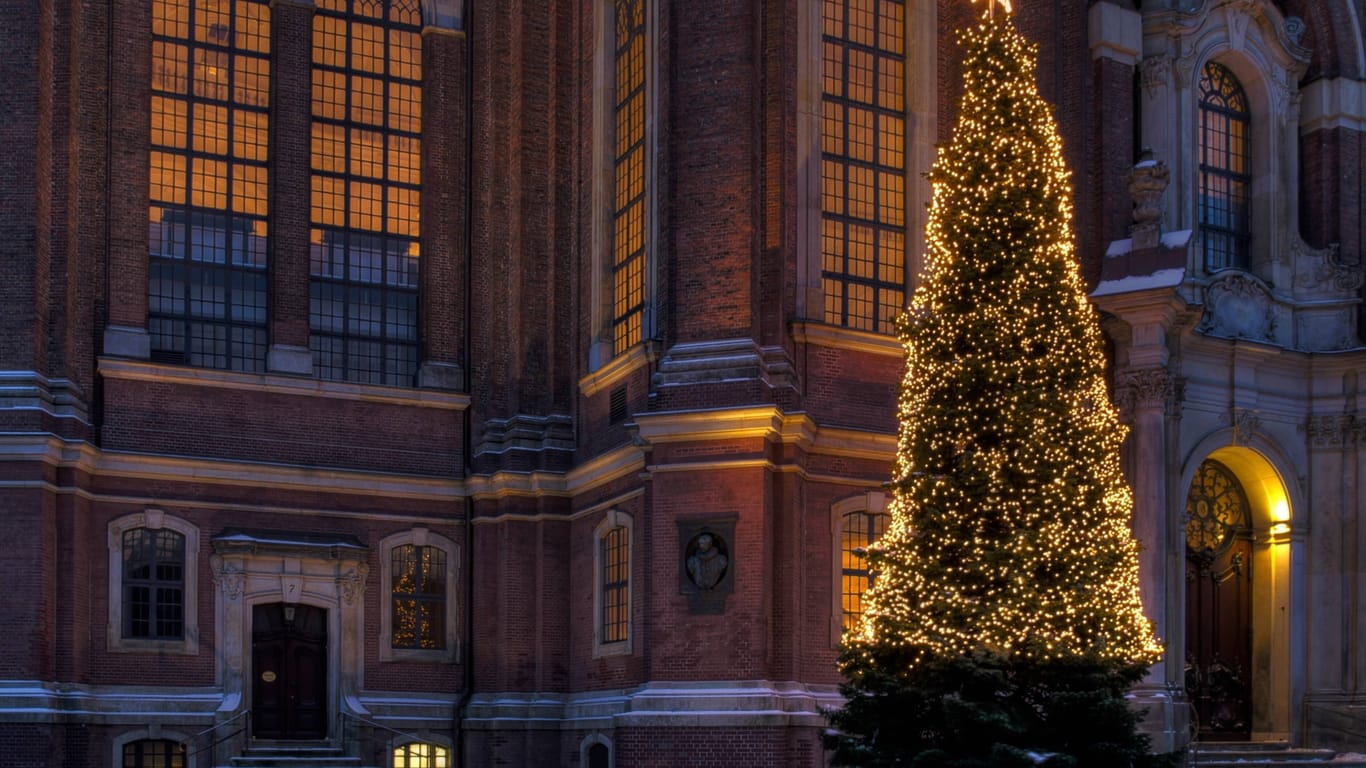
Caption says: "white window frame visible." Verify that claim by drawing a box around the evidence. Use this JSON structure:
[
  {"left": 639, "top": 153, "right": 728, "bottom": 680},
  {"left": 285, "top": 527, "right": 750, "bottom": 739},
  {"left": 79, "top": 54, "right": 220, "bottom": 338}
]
[
  {"left": 593, "top": 509, "right": 633, "bottom": 657},
  {"left": 379, "top": 527, "right": 460, "bottom": 663},
  {"left": 107, "top": 508, "right": 200, "bottom": 655}
]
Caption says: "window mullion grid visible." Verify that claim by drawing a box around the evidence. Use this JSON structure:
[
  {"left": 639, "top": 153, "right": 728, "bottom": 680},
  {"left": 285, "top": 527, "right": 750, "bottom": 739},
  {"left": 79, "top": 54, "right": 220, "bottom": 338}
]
[
  {"left": 310, "top": 3, "right": 420, "bottom": 384},
  {"left": 151, "top": 0, "right": 269, "bottom": 370},
  {"left": 821, "top": 1, "right": 904, "bottom": 333}
]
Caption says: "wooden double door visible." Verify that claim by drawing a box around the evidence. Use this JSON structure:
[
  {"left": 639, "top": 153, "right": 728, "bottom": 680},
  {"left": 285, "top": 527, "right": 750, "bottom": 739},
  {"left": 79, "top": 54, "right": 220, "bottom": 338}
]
[
  {"left": 1184, "top": 459, "right": 1252, "bottom": 740},
  {"left": 252, "top": 603, "right": 328, "bottom": 740}
]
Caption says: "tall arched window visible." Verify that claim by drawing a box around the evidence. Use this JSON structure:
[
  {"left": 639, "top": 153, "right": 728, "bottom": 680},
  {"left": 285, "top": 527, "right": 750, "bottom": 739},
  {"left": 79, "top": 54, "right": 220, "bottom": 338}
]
[
  {"left": 1198, "top": 61, "right": 1251, "bottom": 272},
  {"left": 840, "top": 508, "right": 889, "bottom": 630},
  {"left": 612, "top": 0, "right": 648, "bottom": 356},
  {"left": 310, "top": 0, "right": 423, "bottom": 385},
  {"left": 821, "top": 0, "right": 907, "bottom": 333},
  {"left": 149, "top": 0, "right": 271, "bottom": 371},
  {"left": 593, "top": 509, "right": 633, "bottom": 655}
]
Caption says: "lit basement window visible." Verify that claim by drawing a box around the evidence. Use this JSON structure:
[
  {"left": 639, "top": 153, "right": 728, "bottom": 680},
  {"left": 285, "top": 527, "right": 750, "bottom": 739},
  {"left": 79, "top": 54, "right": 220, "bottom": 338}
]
[{"left": 393, "top": 742, "right": 448, "bottom": 768}]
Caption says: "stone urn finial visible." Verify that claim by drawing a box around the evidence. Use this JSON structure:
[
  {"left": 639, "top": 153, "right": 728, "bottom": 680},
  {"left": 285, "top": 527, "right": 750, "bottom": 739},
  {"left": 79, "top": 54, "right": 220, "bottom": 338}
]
[{"left": 1128, "top": 148, "right": 1169, "bottom": 251}]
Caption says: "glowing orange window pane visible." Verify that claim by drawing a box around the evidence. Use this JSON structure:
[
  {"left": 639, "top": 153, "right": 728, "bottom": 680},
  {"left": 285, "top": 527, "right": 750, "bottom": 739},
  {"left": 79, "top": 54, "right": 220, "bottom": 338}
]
[
  {"left": 821, "top": 0, "right": 906, "bottom": 333},
  {"left": 192, "top": 102, "right": 228, "bottom": 155},
  {"left": 152, "top": 96, "right": 188, "bottom": 149},
  {"left": 150, "top": 152, "right": 188, "bottom": 205},
  {"left": 153, "top": 0, "right": 190, "bottom": 39}
]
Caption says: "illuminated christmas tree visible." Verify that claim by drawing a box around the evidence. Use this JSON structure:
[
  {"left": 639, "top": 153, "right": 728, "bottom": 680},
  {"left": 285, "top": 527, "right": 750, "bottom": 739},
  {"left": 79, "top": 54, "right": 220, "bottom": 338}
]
[{"left": 826, "top": 11, "right": 1165, "bottom": 768}]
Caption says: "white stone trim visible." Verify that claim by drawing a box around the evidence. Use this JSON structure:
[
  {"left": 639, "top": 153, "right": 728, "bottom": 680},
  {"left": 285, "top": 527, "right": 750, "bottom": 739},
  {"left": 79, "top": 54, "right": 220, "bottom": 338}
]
[
  {"left": 1090, "top": 2, "right": 1142, "bottom": 65},
  {"left": 98, "top": 357, "right": 470, "bottom": 410},
  {"left": 378, "top": 527, "right": 461, "bottom": 663},
  {"left": 1299, "top": 77, "right": 1366, "bottom": 135},
  {"left": 210, "top": 541, "right": 370, "bottom": 744},
  {"left": 462, "top": 680, "right": 845, "bottom": 731},
  {"left": 107, "top": 510, "right": 201, "bottom": 656}
]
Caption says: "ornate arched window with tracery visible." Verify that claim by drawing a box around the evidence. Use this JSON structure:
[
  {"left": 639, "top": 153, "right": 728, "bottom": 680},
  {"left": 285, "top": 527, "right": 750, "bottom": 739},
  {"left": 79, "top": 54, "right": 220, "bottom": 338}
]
[{"left": 1198, "top": 61, "right": 1251, "bottom": 272}]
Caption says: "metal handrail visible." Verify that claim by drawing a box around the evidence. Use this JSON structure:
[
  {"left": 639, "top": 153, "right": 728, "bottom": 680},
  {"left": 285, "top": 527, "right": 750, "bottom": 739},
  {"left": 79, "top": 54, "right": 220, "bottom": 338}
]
[
  {"left": 189, "top": 708, "right": 250, "bottom": 759},
  {"left": 339, "top": 709, "right": 424, "bottom": 744}
]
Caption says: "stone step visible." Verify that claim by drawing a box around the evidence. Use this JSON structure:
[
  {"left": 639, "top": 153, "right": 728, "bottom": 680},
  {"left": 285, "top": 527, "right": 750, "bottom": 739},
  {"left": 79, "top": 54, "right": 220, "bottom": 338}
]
[
  {"left": 224, "top": 743, "right": 365, "bottom": 768},
  {"left": 1189, "top": 741, "right": 1363, "bottom": 768}
]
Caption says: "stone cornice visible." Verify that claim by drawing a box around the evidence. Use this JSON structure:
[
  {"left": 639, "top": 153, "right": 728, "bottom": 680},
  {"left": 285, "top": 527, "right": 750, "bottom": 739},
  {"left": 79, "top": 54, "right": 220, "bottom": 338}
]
[
  {"left": 98, "top": 358, "right": 470, "bottom": 411},
  {"left": 790, "top": 322, "right": 903, "bottom": 358},
  {"left": 1300, "top": 77, "right": 1366, "bottom": 135},
  {"left": 0, "top": 435, "right": 461, "bottom": 502},
  {"left": 578, "top": 342, "right": 657, "bottom": 398}
]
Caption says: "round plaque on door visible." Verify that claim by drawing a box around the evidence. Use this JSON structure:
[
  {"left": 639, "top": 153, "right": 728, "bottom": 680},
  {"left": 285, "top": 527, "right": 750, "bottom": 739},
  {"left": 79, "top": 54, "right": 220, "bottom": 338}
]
[{"left": 261, "top": 670, "right": 277, "bottom": 683}]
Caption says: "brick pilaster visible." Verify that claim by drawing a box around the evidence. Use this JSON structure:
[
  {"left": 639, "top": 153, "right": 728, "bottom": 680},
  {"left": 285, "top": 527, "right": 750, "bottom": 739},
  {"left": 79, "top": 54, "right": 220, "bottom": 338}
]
[
  {"left": 419, "top": 27, "right": 468, "bottom": 390},
  {"left": 266, "top": 0, "right": 315, "bottom": 373}
]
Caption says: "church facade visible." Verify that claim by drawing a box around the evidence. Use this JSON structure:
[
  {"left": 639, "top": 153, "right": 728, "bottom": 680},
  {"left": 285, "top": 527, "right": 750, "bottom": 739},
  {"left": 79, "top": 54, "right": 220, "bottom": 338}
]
[{"left": 0, "top": 0, "right": 1362, "bottom": 766}]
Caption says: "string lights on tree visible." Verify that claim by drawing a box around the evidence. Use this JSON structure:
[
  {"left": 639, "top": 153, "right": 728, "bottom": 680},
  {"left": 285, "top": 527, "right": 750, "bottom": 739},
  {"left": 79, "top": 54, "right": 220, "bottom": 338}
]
[
  {"left": 971, "top": 0, "right": 1013, "bottom": 19},
  {"left": 826, "top": 8, "right": 1167, "bottom": 767}
]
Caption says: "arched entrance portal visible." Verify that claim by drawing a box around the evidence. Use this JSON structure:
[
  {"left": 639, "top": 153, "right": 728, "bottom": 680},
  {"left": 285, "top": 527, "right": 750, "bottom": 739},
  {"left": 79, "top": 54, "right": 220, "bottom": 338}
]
[
  {"left": 1180, "top": 443, "right": 1299, "bottom": 743},
  {"left": 1184, "top": 459, "right": 1252, "bottom": 739}
]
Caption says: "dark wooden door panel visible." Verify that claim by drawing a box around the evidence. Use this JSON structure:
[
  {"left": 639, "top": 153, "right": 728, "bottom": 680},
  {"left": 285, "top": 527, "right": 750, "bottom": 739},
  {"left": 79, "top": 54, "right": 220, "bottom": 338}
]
[{"left": 252, "top": 603, "right": 328, "bottom": 740}]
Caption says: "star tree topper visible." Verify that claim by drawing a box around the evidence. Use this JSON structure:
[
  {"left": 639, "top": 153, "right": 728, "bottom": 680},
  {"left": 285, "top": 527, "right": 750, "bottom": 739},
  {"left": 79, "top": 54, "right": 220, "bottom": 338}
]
[{"left": 971, "top": 0, "right": 1012, "bottom": 18}]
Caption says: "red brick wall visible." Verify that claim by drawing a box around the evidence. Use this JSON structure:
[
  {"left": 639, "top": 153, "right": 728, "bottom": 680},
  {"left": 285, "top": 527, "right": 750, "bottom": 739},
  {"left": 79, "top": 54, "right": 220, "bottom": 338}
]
[
  {"left": 0, "top": 488, "right": 57, "bottom": 679},
  {"left": 3, "top": 0, "right": 43, "bottom": 373},
  {"left": 99, "top": 377, "right": 463, "bottom": 475},
  {"left": 0, "top": 724, "right": 64, "bottom": 768},
  {"left": 666, "top": 1, "right": 759, "bottom": 344}
]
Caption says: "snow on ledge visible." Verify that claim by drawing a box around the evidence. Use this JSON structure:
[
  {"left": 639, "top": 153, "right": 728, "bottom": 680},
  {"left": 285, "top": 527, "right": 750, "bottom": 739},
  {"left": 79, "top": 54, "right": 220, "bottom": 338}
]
[
  {"left": 1105, "top": 229, "right": 1193, "bottom": 257},
  {"left": 1091, "top": 267, "right": 1186, "bottom": 297}
]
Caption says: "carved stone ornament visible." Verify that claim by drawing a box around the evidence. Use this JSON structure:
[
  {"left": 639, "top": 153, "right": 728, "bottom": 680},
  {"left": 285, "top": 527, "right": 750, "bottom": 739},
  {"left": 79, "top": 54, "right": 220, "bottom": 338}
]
[
  {"left": 1226, "top": 2, "right": 1251, "bottom": 52},
  {"left": 337, "top": 564, "right": 369, "bottom": 605},
  {"left": 211, "top": 556, "right": 246, "bottom": 600},
  {"left": 1302, "top": 414, "right": 1357, "bottom": 449},
  {"left": 1140, "top": 55, "right": 1171, "bottom": 99},
  {"left": 1198, "top": 272, "right": 1276, "bottom": 342},
  {"left": 1174, "top": 54, "right": 1197, "bottom": 89},
  {"left": 1230, "top": 408, "right": 1260, "bottom": 446},
  {"left": 678, "top": 518, "right": 736, "bottom": 615},
  {"left": 1292, "top": 238, "right": 1361, "bottom": 295},
  {"left": 1284, "top": 16, "right": 1306, "bottom": 46},
  {"left": 1115, "top": 367, "right": 1176, "bottom": 420},
  {"left": 1128, "top": 155, "right": 1170, "bottom": 250}
]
